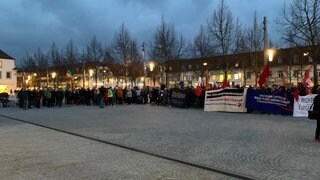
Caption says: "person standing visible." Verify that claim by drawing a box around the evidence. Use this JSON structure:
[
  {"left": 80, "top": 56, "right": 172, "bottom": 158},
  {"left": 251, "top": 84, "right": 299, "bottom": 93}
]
[{"left": 312, "top": 86, "right": 320, "bottom": 142}]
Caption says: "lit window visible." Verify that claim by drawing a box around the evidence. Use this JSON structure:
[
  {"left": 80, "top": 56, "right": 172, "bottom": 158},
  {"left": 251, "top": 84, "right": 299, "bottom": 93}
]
[
  {"left": 234, "top": 74, "right": 239, "bottom": 80},
  {"left": 212, "top": 74, "right": 216, "bottom": 81},
  {"left": 219, "top": 74, "right": 224, "bottom": 81},
  {"left": 227, "top": 74, "right": 232, "bottom": 80},
  {"left": 6, "top": 72, "right": 11, "bottom": 79}
]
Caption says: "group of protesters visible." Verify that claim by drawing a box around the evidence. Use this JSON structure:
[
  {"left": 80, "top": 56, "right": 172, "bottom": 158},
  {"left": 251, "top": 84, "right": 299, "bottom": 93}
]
[
  {"left": 13, "top": 81, "right": 313, "bottom": 111},
  {"left": 15, "top": 86, "right": 154, "bottom": 110}
]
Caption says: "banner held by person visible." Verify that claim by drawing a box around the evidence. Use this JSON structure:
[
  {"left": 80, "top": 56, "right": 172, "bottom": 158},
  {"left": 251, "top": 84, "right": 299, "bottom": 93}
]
[
  {"left": 204, "top": 88, "right": 247, "bottom": 112},
  {"left": 246, "top": 88, "right": 294, "bottom": 115},
  {"left": 293, "top": 94, "right": 317, "bottom": 117}
]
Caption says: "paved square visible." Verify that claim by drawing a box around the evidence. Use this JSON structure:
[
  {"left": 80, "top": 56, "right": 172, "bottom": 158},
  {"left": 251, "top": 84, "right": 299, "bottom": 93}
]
[{"left": 1, "top": 105, "right": 320, "bottom": 179}]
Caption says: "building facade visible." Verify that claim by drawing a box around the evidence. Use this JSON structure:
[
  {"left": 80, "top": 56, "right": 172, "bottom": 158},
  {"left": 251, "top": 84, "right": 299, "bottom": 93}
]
[{"left": 0, "top": 50, "right": 17, "bottom": 93}]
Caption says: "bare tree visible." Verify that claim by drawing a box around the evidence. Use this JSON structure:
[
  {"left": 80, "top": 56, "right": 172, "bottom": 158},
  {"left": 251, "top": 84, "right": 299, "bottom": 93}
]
[
  {"left": 110, "top": 23, "right": 140, "bottom": 85},
  {"left": 278, "top": 0, "right": 320, "bottom": 86},
  {"left": 86, "top": 35, "right": 104, "bottom": 62},
  {"left": 48, "top": 42, "right": 63, "bottom": 67},
  {"left": 190, "top": 25, "right": 215, "bottom": 58},
  {"left": 111, "top": 23, "right": 132, "bottom": 63},
  {"left": 149, "top": 17, "right": 186, "bottom": 87},
  {"left": 64, "top": 39, "right": 78, "bottom": 65},
  {"left": 207, "top": 0, "right": 235, "bottom": 80},
  {"left": 245, "top": 11, "right": 264, "bottom": 85},
  {"left": 21, "top": 51, "right": 36, "bottom": 70}
]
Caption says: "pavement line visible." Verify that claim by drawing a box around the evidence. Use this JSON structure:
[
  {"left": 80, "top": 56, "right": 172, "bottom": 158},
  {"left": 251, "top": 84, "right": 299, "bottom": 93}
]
[{"left": 0, "top": 114, "right": 256, "bottom": 180}]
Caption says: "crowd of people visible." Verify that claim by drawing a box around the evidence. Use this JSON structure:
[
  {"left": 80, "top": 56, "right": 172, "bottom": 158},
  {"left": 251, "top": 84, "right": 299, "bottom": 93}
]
[{"left": 13, "top": 82, "right": 314, "bottom": 110}]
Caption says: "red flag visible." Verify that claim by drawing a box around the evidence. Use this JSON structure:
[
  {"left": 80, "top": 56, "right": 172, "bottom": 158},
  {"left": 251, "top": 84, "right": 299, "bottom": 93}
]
[
  {"left": 258, "top": 63, "right": 270, "bottom": 87},
  {"left": 303, "top": 71, "right": 310, "bottom": 84},
  {"left": 302, "top": 71, "right": 311, "bottom": 94},
  {"left": 293, "top": 88, "right": 299, "bottom": 101}
]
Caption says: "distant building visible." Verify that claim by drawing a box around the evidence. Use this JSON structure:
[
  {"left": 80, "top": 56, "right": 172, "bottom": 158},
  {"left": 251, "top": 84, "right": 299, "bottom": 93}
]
[{"left": 0, "top": 49, "right": 17, "bottom": 93}]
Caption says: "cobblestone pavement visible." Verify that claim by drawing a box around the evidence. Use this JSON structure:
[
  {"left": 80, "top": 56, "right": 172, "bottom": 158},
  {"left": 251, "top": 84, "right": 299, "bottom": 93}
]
[
  {"left": 0, "top": 116, "right": 235, "bottom": 180},
  {"left": 1, "top": 104, "right": 320, "bottom": 179}
]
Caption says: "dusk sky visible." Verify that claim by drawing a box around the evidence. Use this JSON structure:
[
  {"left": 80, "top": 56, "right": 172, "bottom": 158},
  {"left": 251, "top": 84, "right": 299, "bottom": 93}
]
[{"left": 0, "top": 0, "right": 288, "bottom": 65}]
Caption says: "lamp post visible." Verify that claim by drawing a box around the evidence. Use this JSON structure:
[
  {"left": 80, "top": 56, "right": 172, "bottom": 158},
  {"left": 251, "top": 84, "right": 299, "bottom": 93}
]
[{"left": 203, "top": 62, "right": 208, "bottom": 90}]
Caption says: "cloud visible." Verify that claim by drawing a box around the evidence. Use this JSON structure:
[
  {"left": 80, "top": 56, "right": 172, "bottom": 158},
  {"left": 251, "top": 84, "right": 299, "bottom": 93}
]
[{"left": 0, "top": 0, "right": 285, "bottom": 66}]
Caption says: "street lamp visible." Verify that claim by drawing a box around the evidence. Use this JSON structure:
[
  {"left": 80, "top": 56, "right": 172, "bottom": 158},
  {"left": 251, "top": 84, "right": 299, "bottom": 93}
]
[
  {"left": 268, "top": 49, "right": 274, "bottom": 62},
  {"left": 51, "top": 72, "right": 57, "bottom": 89},
  {"left": 203, "top": 62, "right": 209, "bottom": 90}
]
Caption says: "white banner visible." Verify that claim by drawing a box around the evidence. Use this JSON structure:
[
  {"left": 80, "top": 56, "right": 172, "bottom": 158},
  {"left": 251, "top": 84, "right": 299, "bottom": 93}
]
[
  {"left": 204, "top": 88, "right": 247, "bottom": 112},
  {"left": 293, "top": 94, "right": 316, "bottom": 117}
]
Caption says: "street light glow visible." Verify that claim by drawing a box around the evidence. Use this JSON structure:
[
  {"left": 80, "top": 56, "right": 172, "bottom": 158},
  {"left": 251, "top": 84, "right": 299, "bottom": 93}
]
[
  {"left": 149, "top": 62, "right": 154, "bottom": 72},
  {"left": 203, "top": 62, "right": 208, "bottom": 66},
  {"left": 51, "top": 72, "right": 57, "bottom": 79},
  {"left": 268, "top": 49, "right": 274, "bottom": 62},
  {"left": 89, "top": 69, "right": 94, "bottom": 76}
]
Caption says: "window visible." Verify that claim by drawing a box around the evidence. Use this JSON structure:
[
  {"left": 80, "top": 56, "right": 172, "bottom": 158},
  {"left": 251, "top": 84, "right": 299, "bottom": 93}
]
[
  {"left": 309, "top": 56, "right": 313, "bottom": 62},
  {"left": 293, "top": 70, "right": 300, "bottom": 78},
  {"left": 227, "top": 74, "right": 231, "bottom": 80},
  {"left": 246, "top": 72, "right": 251, "bottom": 79},
  {"left": 6, "top": 72, "right": 11, "bottom": 79},
  {"left": 188, "top": 64, "right": 192, "bottom": 70},
  {"left": 0, "top": 61, "right": 2, "bottom": 68},
  {"left": 277, "top": 57, "right": 282, "bottom": 64},
  {"left": 181, "top": 65, "right": 186, "bottom": 71},
  {"left": 234, "top": 73, "right": 239, "bottom": 80},
  {"left": 293, "top": 55, "right": 299, "bottom": 63},
  {"left": 219, "top": 74, "right": 224, "bottom": 81},
  {"left": 318, "top": 71, "right": 320, "bottom": 78},
  {"left": 278, "top": 71, "right": 283, "bottom": 78},
  {"left": 0, "top": 71, "right": 2, "bottom": 79},
  {"left": 212, "top": 74, "right": 217, "bottom": 81}
]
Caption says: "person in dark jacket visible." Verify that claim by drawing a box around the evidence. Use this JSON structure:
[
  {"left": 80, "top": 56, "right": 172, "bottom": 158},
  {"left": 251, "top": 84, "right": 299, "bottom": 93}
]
[{"left": 313, "top": 86, "right": 320, "bottom": 142}]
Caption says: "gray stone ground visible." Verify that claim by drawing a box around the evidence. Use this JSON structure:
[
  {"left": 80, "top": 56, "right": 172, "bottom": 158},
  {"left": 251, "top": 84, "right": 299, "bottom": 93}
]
[{"left": 0, "top": 104, "right": 320, "bottom": 179}]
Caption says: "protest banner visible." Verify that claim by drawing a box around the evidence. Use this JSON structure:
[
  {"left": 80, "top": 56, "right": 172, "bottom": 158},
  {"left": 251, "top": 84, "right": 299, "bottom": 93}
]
[
  {"left": 246, "top": 88, "right": 294, "bottom": 115},
  {"left": 170, "top": 88, "right": 189, "bottom": 108},
  {"left": 293, "top": 94, "right": 316, "bottom": 117},
  {"left": 204, "top": 88, "right": 247, "bottom": 112}
]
